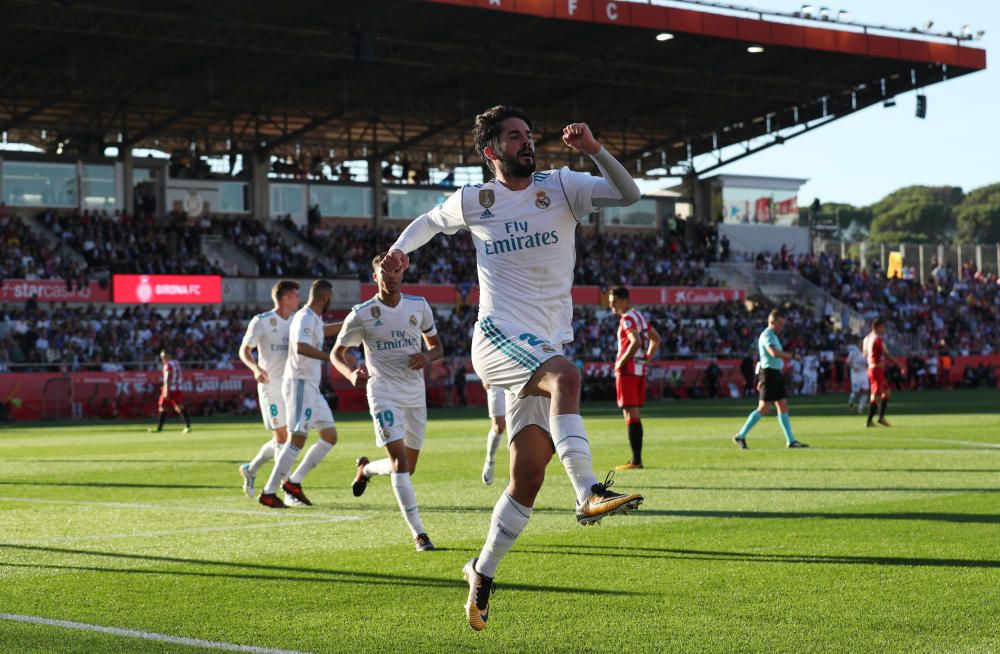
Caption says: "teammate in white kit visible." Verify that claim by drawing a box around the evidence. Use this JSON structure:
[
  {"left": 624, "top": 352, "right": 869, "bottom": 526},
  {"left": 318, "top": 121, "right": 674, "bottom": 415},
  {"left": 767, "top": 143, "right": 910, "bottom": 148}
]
[
  {"left": 846, "top": 344, "right": 868, "bottom": 413},
  {"left": 331, "top": 253, "right": 443, "bottom": 551},
  {"left": 258, "top": 280, "right": 341, "bottom": 509},
  {"left": 237, "top": 280, "right": 299, "bottom": 498},
  {"left": 481, "top": 383, "right": 509, "bottom": 486},
  {"left": 381, "top": 106, "right": 644, "bottom": 631}
]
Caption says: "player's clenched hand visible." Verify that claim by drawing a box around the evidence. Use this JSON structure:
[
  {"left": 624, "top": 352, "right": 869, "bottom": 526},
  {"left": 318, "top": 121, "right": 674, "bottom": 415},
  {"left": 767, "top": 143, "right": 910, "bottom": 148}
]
[
  {"left": 349, "top": 367, "right": 369, "bottom": 388},
  {"left": 408, "top": 352, "right": 429, "bottom": 370},
  {"left": 254, "top": 368, "right": 269, "bottom": 384},
  {"left": 562, "top": 123, "right": 601, "bottom": 156},
  {"left": 380, "top": 249, "right": 410, "bottom": 274}
]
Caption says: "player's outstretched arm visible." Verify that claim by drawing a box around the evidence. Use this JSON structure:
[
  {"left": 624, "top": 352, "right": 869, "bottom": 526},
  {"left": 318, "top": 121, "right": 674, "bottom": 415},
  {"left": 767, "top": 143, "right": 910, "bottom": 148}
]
[
  {"left": 562, "top": 122, "right": 640, "bottom": 208},
  {"left": 323, "top": 321, "right": 343, "bottom": 338},
  {"left": 386, "top": 187, "right": 467, "bottom": 272}
]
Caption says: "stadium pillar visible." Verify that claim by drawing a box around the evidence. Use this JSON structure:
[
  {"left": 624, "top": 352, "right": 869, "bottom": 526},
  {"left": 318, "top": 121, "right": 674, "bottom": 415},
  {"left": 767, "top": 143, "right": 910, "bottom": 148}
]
[
  {"left": 250, "top": 151, "right": 270, "bottom": 221},
  {"left": 120, "top": 147, "right": 134, "bottom": 216},
  {"left": 975, "top": 245, "right": 983, "bottom": 274},
  {"left": 860, "top": 242, "right": 867, "bottom": 270},
  {"left": 370, "top": 158, "right": 384, "bottom": 227},
  {"left": 880, "top": 243, "right": 886, "bottom": 272},
  {"left": 919, "top": 245, "right": 925, "bottom": 284}
]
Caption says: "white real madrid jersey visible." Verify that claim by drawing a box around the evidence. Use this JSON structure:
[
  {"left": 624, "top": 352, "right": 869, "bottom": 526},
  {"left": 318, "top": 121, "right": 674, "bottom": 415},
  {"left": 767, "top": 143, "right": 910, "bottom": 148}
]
[
  {"left": 284, "top": 306, "right": 325, "bottom": 383},
  {"left": 396, "top": 168, "right": 601, "bottom": 344},
  {"left": 335, "top": 294, "right": 437, "bottom": 409},
  {"left": 241, "top": 310, "right": 291, "bottom": 380}
]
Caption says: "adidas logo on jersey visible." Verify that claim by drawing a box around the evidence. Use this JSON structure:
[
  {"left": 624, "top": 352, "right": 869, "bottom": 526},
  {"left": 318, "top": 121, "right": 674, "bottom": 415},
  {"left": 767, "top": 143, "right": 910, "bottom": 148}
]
[{"left": 479, "top": 208, "right": 494, "bottom": 220}]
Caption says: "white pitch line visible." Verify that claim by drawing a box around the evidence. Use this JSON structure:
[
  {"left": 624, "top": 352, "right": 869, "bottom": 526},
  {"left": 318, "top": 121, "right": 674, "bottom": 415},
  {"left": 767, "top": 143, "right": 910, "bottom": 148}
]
[
  {"left": 6, "top": 516, "right": 362, "bottom": 545},
  {"left": 835, "top": 435, "right": 1000, "bottom": 450},
  {"left": 0, "top": 612, "right": 314, "bottom": 654},
  {"left": 0, "top": 496, "right": 357, "bottom": 517}
]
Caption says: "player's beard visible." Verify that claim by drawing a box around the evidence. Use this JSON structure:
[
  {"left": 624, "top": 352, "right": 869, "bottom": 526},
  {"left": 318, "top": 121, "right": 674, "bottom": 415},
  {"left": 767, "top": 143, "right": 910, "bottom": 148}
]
[{"left": 496, "top": 149, "right": 535, "bottom": 178}]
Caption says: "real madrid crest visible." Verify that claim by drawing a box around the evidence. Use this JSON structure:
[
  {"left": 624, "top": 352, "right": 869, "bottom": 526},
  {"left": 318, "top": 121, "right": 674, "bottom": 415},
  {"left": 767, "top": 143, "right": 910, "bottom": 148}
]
[
  {"left": 269, "top": 317, "right": 277, "bottom": 326},
  {"left": 409, "top": 315, "right": 418, "bottom": 326},
  {"left": 371, "top": 306, "right": 381, "bottom": 320},
  {"left": 535, "top": 191, "right": 551, "bottom": 209},
  {"left": 479, "top": 189, "right": 495, "bottom": 208}
]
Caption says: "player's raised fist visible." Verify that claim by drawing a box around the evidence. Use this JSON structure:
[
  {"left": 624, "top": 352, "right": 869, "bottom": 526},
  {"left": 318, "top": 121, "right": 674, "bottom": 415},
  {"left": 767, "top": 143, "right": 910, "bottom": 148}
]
[
  {"left": 380, "top": 249, "right": 409, "bottom": 274},
  {"left": 562, "top": 123, "right": 600, "bottom": 156}
]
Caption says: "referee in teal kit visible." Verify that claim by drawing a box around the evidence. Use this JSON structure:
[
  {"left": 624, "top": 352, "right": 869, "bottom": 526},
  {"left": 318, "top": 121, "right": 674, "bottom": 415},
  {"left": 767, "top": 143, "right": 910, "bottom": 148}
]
[{"left": 733, "top": 309, "right": 808, "bottom": 449}]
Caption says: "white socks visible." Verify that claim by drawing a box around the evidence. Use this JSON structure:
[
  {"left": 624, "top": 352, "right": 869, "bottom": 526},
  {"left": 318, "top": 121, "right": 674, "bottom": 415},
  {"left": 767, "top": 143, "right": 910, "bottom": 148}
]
[
  {"left": 263, "top": 442, "right": 301, "bottom": 494},
  {"left": 551, "top": 414, "right": 599, "bottom": 504},
  {"left": 247, "top": 439, "right": 276, "bottom": 474},
  {"left": 485, "top": 428, "right": 503, "bottom": 464},
  {"left": 289, "top": 440, "right": 334, "bottom": 484},
  {"left": 390, "top": 472, "right": 424, "bottom": 537},
  {"left": 363, "top": 457, "right": 395, "bottom": 477},
  {"left": 476, "top": 492, "right": 532, "bottom": 578}
]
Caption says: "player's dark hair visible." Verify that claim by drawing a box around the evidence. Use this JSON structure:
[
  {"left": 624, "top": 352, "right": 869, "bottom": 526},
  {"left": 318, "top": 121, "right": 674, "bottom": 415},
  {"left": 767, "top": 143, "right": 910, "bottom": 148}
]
[
  {"left": 473, "top": 105, "right": 533, "bottom": 172},
  {"left": 309, "top": 279, "right": 333, "bottom": 296},
  {"left": 372, "top": 251, "right": 387, "bottom": 270},
  {"left": 768, "top": 309, "right": 784, "bottom": 322},
  {"left": 611, "top": 286, "right": 630, "bottom": 300},
  {"left": 272, "top": 279, "right": 300, "bottom": 301},
  {"left": 872, "top": 317, "right": 885, "bottom": 329}
]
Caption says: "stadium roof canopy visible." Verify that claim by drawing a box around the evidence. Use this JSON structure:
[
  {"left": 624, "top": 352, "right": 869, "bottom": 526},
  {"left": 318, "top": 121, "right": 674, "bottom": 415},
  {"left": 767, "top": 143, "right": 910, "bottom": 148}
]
[{"left": 0, "top": 0, "right": 987, "bottom": 176}]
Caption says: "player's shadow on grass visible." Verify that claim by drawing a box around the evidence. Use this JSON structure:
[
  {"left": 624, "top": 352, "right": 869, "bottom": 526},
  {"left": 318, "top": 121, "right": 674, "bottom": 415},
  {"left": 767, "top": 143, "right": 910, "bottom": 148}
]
[
  {"left": 0, "top": 543, "right": 647, "bottom": 596},
  {"left": 637, "top": 508, "right": 1000, "bottom": 524},
  {"left": 523, "top": 543, "right": 1000, "bottom": 569},
  {"left": 631, "top": 485, "right": 1000, "bottom": 493},
  {"left": 0, "top": 480, "right": 233, "bottom": 490}
]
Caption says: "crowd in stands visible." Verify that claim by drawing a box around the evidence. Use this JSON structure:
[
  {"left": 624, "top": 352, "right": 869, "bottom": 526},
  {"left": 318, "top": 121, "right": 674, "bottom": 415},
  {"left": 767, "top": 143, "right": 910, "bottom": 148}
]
[
  {"left": 757, "top": 248, "right": 1000, "bottom": 357},
  {"left": 0, "top": 304, "right": 267, "bottom": 372},
  {"left": 289, "top": 219, "right": 715, "bottom": 288},
  {"left": 0, "top": 207, "right": 87, "bottom": 283},
  {"left": 36, "top": 208, "right": 225, "bottom": 275}
]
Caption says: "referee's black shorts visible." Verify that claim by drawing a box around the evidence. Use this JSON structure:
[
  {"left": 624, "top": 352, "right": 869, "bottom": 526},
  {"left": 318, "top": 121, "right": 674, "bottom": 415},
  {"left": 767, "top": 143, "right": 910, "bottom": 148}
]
[{"left": 757, "top": 367, "right": 787, "bottom": 403}]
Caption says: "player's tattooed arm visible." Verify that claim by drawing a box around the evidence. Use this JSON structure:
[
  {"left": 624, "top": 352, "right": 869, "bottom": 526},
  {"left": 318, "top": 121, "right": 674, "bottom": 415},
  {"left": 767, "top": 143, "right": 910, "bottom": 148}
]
[
  {"left": 330, "top": 344, "right": 368, "bottom": 387},
  {"left": 409, "top": 334, "right": 443, "bottom": 370}
]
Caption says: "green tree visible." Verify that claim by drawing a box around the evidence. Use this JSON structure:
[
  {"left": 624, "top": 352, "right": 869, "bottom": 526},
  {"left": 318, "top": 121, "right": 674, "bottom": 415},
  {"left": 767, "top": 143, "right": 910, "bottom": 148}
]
[
  {"left": 867, "top": 186, "right": 963, "bottom": 244},
  {"left": 955, "top": 183, "right": 1000, "bottom": 243}
]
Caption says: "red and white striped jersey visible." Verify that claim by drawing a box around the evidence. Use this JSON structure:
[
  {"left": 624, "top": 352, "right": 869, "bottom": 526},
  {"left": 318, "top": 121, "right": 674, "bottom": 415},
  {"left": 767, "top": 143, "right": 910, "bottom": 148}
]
[
  {"left": 862, "top": 332, "right": 885, "bottom": 369},
  {"left": 162, "top": 359, "right": 183, "bottom": 390},
  {"left": 616, "top": 309, "right": 650, "bottom": 376}
]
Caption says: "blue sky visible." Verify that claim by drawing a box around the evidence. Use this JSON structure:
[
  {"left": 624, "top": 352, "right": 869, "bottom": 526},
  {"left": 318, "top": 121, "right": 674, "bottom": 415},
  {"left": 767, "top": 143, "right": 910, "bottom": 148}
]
[{"left": 639, "top": 0, "right": 995, "bottom": 207}]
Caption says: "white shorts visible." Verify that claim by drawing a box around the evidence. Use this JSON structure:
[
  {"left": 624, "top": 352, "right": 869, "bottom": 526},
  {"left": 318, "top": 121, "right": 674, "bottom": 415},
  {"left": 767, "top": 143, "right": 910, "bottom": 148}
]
[
  {"left": 485, "top": 385, "right": 508, "bottom": 418},
  {"left": 282, "top": 378, "right": 335, "bottom": 435},
  {"left": 506, "top": 394, "right": 551, "bottom": 446},
  {"left": 258, "top": 380, "right": 287, "bottom": 431},
  {"left": 472, "top": 316, "right": 563, "bottom": 396},
  {"left": 370, "top": 403, "right": 426, "bottom": 450},
  {"left": 850, "top": 372, "right": 868, "bottom": 393}
]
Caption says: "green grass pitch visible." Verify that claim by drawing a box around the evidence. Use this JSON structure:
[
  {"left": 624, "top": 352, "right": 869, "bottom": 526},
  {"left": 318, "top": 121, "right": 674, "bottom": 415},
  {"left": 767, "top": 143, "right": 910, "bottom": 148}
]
[{"left": 1, "top": 389, "right": 998, "bottom": 654}]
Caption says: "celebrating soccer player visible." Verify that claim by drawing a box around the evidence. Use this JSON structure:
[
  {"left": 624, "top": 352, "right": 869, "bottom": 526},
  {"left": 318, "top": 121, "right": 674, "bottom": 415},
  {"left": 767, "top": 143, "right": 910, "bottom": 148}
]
[
  {"left": 732, "top": 309, "right": 808, "bottom": 449},
  {"left": 609, "top": 286, "right": 661, "bottom": 470},
  {"left": 863, "top": 318, "right": 904, "bottom": 427},
  {"left": 331, "top": 253, "right": 443, "bottom": 551},
  {"left": 237, "top": 280, "right": 299, "bottom": 499},
  {"left": 150, "top": 350, "right": 191, "bottom": 433},
  {"left": 380, "top": 105, "right": 644, "bottom": 631},
  {"left": 258, "top": 280, "right": 340, "bottom": 509}
]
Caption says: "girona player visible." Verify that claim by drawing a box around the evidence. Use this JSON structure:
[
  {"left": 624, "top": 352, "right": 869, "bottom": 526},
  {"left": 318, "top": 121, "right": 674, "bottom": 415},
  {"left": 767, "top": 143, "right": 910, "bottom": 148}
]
[{"left": 863, "top": 318, "right": 904, "bottom": 427}]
